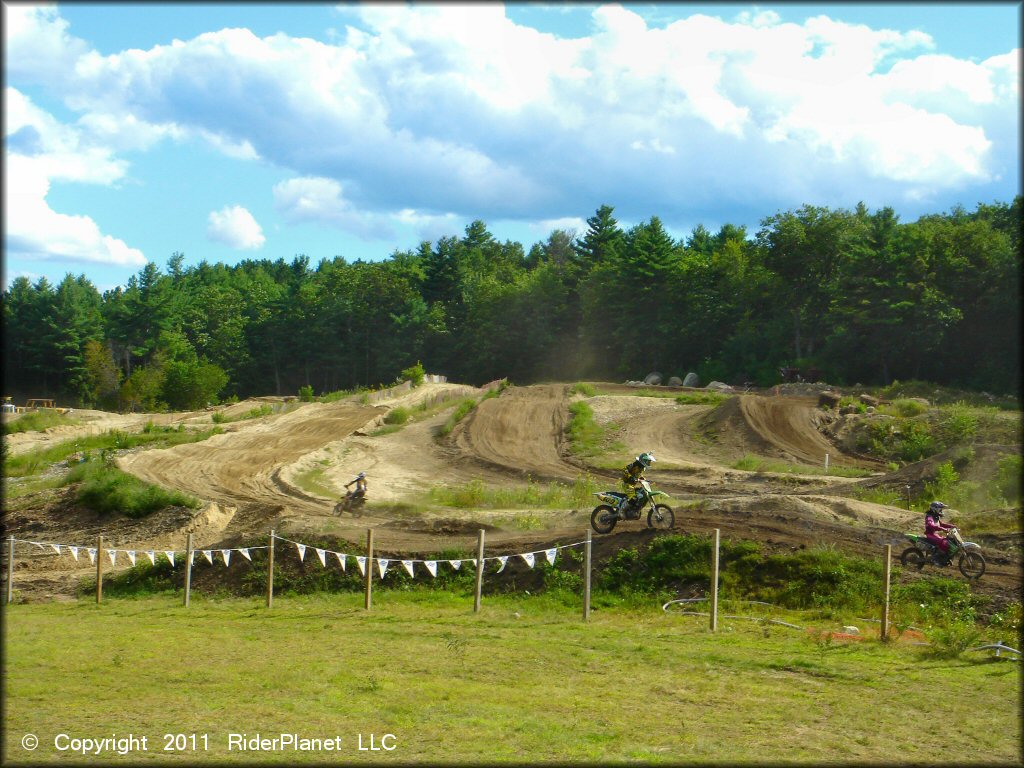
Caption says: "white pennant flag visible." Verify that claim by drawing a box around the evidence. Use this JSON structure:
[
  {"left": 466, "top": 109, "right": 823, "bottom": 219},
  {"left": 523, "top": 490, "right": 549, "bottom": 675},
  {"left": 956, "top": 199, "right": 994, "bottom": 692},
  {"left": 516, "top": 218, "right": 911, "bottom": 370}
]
[
  {"left": 521, "top": 552, "right": 536, "bottom": 568},
  {"left": 107, "top": 549, "right": 117, "bottom": 566},
  {"left": 31, "top": 541, "right": 45, "bottom": 549},
  {"left": 468, "top": 559, "right": 477, "bottom": 568},
  {"left": 545, "top": 548, "right": 557, "bottom": 566},
  {"left": 495, "top": 556, "right": 509, "bottom": 573},
  {"left": 69, "top": 546, "right": 79, "bottom": 562},
  {"left": 87, "top": 548, "right": 96, "bottom": 564},
  {"left": 50, "top": 543, "right": 62, "bottom": 555},
  {"left": 238, "top": 548, "right": 252, "bottom": 562},
  {"left": 424, "top": 560, "right": 437, "bottom": 577},
  {"left": 203, "top": 550, "right": 214, "bottom": 565},
  {"left": 295, "top": 543, "right": 306, "bottom": 561},
  {"left": 449, "top": 560, "right": 462, "bottom": 571},
  {"left": 356, "top": 556, "right": 366, "bottom": 576},
  {"left": 221, "top": 550, "right": 231, "bottom": 567},
  {"left": 334, "top": 552, "right": 346, "bottom": 571},
  {"left": 165, "top": 551, "right": 175, "bottom": 567},
  {"left": 145, "top": 551, "right": 156, "bottom": 565},
  {"left": 401, "top": 560, "right": 415, "bottom": 577},
  {"left": 378, "top": 559, "right": 390, "bottom": 578},
  {"left": 315, "top": 548, "right": 326, "bottom": 567},
  {"left": 127, "top": 551, "right": 137, "bottom": 566}
]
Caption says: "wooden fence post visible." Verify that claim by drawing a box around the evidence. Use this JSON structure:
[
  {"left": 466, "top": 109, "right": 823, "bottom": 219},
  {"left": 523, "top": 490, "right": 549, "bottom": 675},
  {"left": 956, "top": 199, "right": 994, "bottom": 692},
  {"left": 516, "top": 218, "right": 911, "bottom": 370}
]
[
  {"left": 266, "top": 530, "right": 275, "bottom": 609},
  {"left": 584, "top": 529, "right": 592, "bottom": 622},
  {"left": 6, "top": 536, "right": 15, "bottom": 605},
  {"left": 183, "top": 533, "right": 193, "bottom": 607},
  {"left": 710, "top": 529, "right": 720, "bottom": 632},
  {"left": 364, "top": 529, "right": 374, "bottom": 611},
  {"left": 473, "top": 529, "right": 485, "bottom": 613},
  {"left": 881, "top": 544, "right": 892, "bottom": 642},
  {"left": 96, "top": 535, "right": 103, "bottom": 605}
]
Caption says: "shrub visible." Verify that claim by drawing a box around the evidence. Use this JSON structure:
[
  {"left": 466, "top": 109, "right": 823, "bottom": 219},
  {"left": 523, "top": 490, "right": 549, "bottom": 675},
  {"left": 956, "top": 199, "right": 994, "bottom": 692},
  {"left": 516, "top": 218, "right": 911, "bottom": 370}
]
[
  {"left": 891, "top": 399, "right": 927, "bottom": 417},
  {"left": 64, "top": 458, "right": 201, "bottom": 517},
  {"left": 400, "top": 361, "right": 426, "bottom": 388},
  {"left": 298, "top": 385, "right": 315, "bottom": 402},
  {"left": 384, "top": 406, "right": 410, "bottom": 425},
  {"left": 995, "top": 455, "right": 1022, "bottom": 504}
]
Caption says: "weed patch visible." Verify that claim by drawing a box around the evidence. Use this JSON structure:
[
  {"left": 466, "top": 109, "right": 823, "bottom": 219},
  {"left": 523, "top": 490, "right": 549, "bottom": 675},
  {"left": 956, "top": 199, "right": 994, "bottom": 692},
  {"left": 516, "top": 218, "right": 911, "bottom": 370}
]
[{"left": 63, "top": 457, "right": 201, "bottom": 517}]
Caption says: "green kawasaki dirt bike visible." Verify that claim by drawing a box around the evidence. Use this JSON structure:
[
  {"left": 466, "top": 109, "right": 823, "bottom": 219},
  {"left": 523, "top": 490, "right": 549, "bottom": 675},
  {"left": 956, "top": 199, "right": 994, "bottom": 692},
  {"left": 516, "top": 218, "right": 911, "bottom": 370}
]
[
  {"left": 900, "top": 527, "right": 986, "bottom": 580},
  {"left": 590, "top": 479, "right": 674, "bottom": 534}
]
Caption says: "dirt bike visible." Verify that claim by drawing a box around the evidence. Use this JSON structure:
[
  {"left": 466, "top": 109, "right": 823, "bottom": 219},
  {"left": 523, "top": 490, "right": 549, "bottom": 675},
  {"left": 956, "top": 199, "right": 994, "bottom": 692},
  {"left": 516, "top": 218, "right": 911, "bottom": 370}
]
[
  {"left": 900, "top": 527, "right": 986, "bottom": 580},
  {"left": 590, "top": 479, "right": 674, "bottom": 534},
  {"left": 333, "top": 489, "right": 366, "bottom": 517}
]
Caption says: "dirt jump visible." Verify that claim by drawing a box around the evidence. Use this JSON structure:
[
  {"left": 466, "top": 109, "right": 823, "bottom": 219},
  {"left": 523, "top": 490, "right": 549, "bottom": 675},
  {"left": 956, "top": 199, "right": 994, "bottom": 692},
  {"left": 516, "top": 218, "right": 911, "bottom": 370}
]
[{"left": 4, "top": 382, "right": 1020, "bottom": 607}]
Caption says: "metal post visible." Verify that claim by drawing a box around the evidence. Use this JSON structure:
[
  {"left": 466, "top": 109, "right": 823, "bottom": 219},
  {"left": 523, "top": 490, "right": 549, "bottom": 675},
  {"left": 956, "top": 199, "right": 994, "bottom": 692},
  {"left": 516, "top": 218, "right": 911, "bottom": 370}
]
[
  {"left": 473, "top": 529, "right": 486, "bottom": 613},
  {"left": 7, "top": 536, "right": 15, "bottom": 605},
  {"left": 364, "top": 529, "right": 374, "bottom": 611},
  {"left": 881, "top": 545, "right": 892, "bottom": 642},
  {"left": 183, "top": 533, "right": 193, "bottom": 607},
  {"left": 905, "top": 485, "right": 912, "bottom": 510},
  {"left": 583, "top": 529, "right": 592, "bottom": 622},
  {"left": 710, "top": 529, "right": 720, "bottom": 632},
  {"left": 266, "top": 530, "right": 275, "bottom": 609},
  {"left": 824, "top": 453, "right": 830, "bottom": 472},
  {"left": 96, "top": 535, "right": 103, "bottom": 605}
]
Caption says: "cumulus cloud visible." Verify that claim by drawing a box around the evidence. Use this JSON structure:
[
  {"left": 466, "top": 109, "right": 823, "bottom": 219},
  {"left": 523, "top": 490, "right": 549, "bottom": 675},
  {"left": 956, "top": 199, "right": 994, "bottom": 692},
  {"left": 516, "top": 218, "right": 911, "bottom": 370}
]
[
  {"left": 206, "top": 205, "right": 266, "bottom": 249},
  {"left": 4, "top": 88, "right": 145, "bottom": 266},
  {"left": 7, "top": 3, "right": 1020, "bottom": 238}
]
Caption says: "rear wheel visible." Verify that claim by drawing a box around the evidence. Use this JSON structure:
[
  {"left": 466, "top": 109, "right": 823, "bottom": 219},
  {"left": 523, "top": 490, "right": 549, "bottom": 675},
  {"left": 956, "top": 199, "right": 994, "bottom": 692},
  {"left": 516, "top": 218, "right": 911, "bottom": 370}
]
[
  {"left": 647, "top": 504, "right": 675, "bottom": 530},
  {"left": 591, "top": 505, "right": 617, "bottom": 534},
  {"left": 958, "top": 551, "right": 986, "bottom": 580},
  {"left": 900, "top": 547, "right": 926, "bottom": 571}
]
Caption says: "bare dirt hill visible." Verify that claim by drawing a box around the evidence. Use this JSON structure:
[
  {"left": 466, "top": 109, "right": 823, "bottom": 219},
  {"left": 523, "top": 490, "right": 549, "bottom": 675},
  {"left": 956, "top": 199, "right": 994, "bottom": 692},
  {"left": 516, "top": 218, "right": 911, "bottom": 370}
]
[{"left": 4, "top": 382, "right": 1020, "bottom": 606}]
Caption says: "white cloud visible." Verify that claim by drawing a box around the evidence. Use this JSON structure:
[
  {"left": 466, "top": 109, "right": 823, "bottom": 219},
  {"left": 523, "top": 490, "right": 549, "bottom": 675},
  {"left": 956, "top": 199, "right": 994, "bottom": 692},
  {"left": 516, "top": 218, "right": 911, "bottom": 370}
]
[
  {"left": 206, "top": 205, "right": 265, "bottom": 249},
  {"left": 3, "top": 3, "right": 89, "bottom": 84},
  {"left": 6, "top": 4, "right": 1019, "bottom": 242},
  {"left": 4, "top": 89, "right": 145, "bottom": 267}
]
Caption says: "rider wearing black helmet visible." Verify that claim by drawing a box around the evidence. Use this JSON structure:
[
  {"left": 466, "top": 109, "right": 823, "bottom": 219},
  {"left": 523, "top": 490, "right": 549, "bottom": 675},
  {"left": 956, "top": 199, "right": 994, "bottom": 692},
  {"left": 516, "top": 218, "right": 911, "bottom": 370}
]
[{"left": 924, "top": 500, "right": 955, "bottom": 564}]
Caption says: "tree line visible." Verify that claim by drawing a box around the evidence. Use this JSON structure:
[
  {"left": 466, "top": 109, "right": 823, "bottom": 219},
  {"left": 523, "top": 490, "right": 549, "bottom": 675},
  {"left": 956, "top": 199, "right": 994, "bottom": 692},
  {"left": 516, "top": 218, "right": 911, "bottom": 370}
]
[{"left": 3, "top": 197, "right": 1020, "bottom": 410}]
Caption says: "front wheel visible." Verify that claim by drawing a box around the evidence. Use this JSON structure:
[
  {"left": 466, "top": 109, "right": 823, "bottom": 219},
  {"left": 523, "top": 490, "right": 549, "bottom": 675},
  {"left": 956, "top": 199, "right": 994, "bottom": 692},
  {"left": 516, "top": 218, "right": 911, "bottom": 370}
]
[
  {"left": 900, "top": 547, "right": 927, "bottom": 571},
  {"left": 647, "top": 504, "right": 675, "bottom": 530},
  {"left": 958, "top": 551, "right": 986, "bottom": 580},
  {"left": 591, "top": 505, "right": 617, "bottom": 534}
]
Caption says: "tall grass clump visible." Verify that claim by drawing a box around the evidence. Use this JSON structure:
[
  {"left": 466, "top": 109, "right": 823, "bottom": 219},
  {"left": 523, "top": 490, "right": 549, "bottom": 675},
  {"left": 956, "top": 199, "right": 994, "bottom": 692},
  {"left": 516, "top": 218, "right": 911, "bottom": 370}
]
[
  {"left": 438, "top": 398, "right": 478, "bottom": 436},
  {"left": 567, "top": 400, "right": 619, "bottom": 458},
  {"left": 63, "top": 457, "right": 201, "bottom": 517},
  {"left": 570, "top": 382, "right": 597, "bottom": 397},
  {"left": 675, "top": 392, "right": 727, "bottom": 406},
  {"left": 384, "top": 406, "right": 411, "bottom": 425},
  {"left": 2, "top": 410, "right": 80, "bottom": 435}
]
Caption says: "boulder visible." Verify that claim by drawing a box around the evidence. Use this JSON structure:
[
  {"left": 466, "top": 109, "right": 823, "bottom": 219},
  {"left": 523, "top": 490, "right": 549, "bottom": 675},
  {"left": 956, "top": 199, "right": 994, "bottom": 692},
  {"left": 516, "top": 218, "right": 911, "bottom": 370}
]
[
  {"left": 682, "top": 372, "right": 700, "bottom": 388},
  {"left": 818, "top": 391, "right": 842, "bottom": 409},
  {"left": 705, "top": 381, "right": 734, "bottom": 393},
  {"left": 667, "top": 376, "right": 683, "bottom": 386},
  {"left": 859, "top": 394, "right": 880, "bottom": 407},
  {"left": 644, "top": 372, "right": 663, "bottom": 385}
]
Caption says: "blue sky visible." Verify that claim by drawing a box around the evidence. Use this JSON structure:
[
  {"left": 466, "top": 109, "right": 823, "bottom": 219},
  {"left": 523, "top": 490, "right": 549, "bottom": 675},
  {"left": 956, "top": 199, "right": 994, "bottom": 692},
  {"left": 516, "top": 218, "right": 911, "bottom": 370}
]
[{"left": 4, "top": 2, "right": 1020, "bottom": 292}]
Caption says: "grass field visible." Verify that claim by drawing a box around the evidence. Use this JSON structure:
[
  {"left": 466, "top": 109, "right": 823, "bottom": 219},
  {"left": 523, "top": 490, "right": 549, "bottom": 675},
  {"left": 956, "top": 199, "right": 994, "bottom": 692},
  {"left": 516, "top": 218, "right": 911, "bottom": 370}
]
[{"left": 3, "top": 592, "right": 1020, "bottom": 765}]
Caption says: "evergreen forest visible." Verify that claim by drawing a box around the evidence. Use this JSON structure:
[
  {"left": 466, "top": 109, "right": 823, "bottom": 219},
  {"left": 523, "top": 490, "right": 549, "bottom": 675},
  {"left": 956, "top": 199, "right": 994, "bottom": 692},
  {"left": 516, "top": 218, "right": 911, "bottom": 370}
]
[{"left": 3, "top": 198, "right": 1020, "bottom": 411}]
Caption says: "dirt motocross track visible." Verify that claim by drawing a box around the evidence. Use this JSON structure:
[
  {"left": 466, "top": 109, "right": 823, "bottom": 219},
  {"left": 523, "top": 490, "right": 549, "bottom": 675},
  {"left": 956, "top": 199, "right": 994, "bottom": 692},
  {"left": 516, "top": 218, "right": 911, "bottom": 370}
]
[{"left": 5, "top": 382, "right": 1021, "bottom": 606}]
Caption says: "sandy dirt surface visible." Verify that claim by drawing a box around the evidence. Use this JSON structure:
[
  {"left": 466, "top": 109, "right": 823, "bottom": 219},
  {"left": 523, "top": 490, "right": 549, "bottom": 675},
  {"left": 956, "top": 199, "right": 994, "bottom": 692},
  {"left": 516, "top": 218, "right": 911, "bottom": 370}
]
[{"left": 4, "top": 382, "right": 1020, "bottom": 606}]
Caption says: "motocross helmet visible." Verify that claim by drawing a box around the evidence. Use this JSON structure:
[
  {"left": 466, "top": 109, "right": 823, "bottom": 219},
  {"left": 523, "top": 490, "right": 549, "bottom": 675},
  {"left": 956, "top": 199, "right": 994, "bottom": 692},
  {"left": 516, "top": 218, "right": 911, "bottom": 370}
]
[
  {"left": 357, "top": 472, "right": 366, "bottom": 479},
  {"left": 928, "top": 500, "right": 947, "bottom": 517},
  {"left": 637, "top": 452, "right": 656, "bottom": 468}
]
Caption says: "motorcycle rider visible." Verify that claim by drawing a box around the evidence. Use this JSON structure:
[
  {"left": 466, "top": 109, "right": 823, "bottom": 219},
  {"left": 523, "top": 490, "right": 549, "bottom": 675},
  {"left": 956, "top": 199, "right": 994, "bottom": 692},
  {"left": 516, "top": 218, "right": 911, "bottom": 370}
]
[
  {"left": 344, "top": 472, "right": 368, "bottom": 501},
  {"left": 924, "top": 500, "right": 956, "bottom": 564},
  {"left": 620, "top": 452, "right": 656, "bottom": 516}
]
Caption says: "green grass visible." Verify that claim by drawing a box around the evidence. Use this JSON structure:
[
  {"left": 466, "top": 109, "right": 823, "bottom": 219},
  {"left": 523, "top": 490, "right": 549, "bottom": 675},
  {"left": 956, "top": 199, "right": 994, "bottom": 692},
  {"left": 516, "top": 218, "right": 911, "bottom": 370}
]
[
  {"left": 2, "top": 409, "right": 81, "bottom": 434},
  {"left": 3, "top": 592, "right": 1019, "bottom": 764},
  {"left": 3, "top": 424, "right": 224, "bottom": 479},
  {"left": 62, "top": 457, "right": 201, "bottom": 517},
  {"left": 292, "top": 465, "right": 338, "bottom": 499},
  {"left": 675, "top": 392, "right": 728, "bottom": 405},
  {"left": 438, "top": 398, "right": 478, "bottom": 437},
  {"left": 212, "top": 404, "right": 274, "bottom": 423},
  {"left": 731, "top": 454, "right": 872, "bottom": 478},
  {"left": 428, "top": 475, "right": 599, "bottom": 510},
  {"left": 566, "top": 400, "right": 625, "bottom": 459}
]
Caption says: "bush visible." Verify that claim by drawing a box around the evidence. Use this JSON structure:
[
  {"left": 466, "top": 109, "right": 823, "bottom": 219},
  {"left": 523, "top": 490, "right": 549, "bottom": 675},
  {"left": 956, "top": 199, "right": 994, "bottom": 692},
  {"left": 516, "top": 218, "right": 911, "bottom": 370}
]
[
  {"left": 64, "top": 459, "right": 201, "bottom": 517},
  {"left": 995, "top": 455, "right": 1022, "bottom": 504},
  {"left": 298, "top": 385, "right": 315, "bottom": 402},
  {"left": 890, "top": 399, "right": 927, "bottom": 417},
  {"left": 400, "top": 361, "right": 426, "bottom": 387},
  {"left": 384, "top": 406, "right": 410, "bottom": 425}
]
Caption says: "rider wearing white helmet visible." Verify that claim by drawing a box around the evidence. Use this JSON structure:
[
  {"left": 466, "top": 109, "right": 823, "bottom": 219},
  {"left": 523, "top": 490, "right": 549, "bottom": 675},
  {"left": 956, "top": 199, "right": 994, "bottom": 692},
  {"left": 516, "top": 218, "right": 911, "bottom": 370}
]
[
  {"left": 345, "top": 472, "right": 368, "bottom": 498},
  {"left": 620, "top": 452, "right": 656, "bottom": 511}
]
